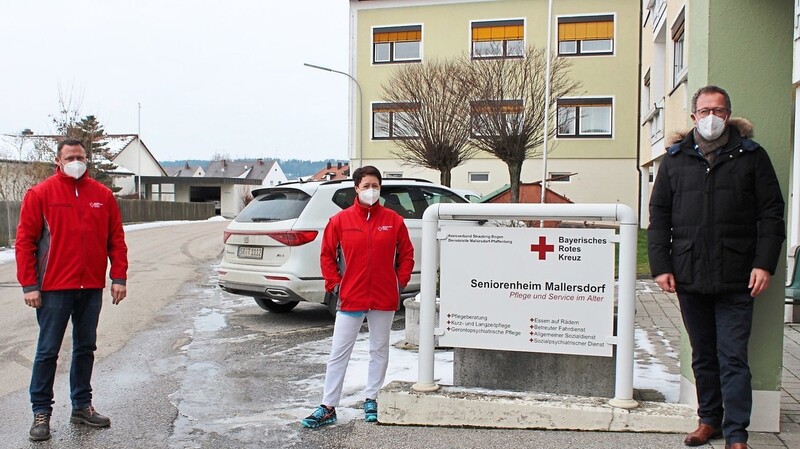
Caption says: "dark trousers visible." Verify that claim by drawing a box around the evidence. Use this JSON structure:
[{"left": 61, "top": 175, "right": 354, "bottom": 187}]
[
  {"left": 30, "top": 289, "right": 102, "bottom": 414},
  {"left": 677, "top": 291, "right": 753, "bottom": 445}
]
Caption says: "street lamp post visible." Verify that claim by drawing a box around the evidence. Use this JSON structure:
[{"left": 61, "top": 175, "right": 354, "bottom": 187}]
[
  {"left": 304, "top": 63, "right": 364, "bottom": 168},
  {"left": 540, "top": 0, "right": 554, "bottom": 209}
]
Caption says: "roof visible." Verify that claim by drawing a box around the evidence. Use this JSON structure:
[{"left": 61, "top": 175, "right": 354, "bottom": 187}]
[
  {"left": 166, "top": 162, "right": 204, "bottom": 177},
  {"left": 102, "top": 134, "right": 137, "bottom": 158},
  {"left": 481, "top": 181, "right": 572, "bottom": 204},
  {"left": 0, "top": 134, "right": 54, "bottom": 162},
  {"left": 310, "top": 162, "right": 350, "bottom": 181},
  {"left": 204, "top": 159, "right": 277, "bottom": 180}
]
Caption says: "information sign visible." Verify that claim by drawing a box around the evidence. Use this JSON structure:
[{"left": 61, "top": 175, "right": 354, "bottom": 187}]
[{"left": 439, "top": 226, "right": 616, "bottom": 356}]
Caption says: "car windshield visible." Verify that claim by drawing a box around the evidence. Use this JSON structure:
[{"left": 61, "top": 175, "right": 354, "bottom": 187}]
[
  {"left": 331, "top": 184, "right": 466, "bottom": 219},
  {"left": 235, "top": 189, "right": 311, "bottom": 222}
]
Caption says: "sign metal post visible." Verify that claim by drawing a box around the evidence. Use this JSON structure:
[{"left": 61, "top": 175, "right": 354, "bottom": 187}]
[{"left": 411, "top": 203, "right": 639, "bottom": 409}]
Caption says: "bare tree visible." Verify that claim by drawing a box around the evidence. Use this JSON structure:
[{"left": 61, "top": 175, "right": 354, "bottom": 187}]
[
  {"left": 51, "top": 84, "right": 83, "bottom": 136},
  {"left": 380, "top": 58, "right": 476, "bottom": 186},
  {"left": 464, "top": 46, "right": 580, "bottom": 202}
]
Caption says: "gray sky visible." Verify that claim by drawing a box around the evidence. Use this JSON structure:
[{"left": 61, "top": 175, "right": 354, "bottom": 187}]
[{"left": 0, "top": 0, "right": 350, "bottom": 162}]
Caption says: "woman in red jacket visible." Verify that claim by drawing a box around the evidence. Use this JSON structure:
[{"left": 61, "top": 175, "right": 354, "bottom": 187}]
[{"left": 302, "top": 166, "right": 414, "bottom": 428}]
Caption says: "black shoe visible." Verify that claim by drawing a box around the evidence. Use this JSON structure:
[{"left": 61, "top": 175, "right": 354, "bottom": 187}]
[
  {"left": 29, "top": 413, "right": 51, "bottom": 441},
  {"left": 70, "top": 406, "right": 111, "bottom": 428}
]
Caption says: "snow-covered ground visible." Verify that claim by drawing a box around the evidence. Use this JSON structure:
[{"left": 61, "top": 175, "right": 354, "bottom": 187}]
[{"left": 282, "top": 326, "right": 679, "bottom": 425}]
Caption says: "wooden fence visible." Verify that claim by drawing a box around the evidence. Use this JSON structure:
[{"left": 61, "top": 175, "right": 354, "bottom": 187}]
[{"left": 0, "top": 200, "right": 216, "bottom": 247}]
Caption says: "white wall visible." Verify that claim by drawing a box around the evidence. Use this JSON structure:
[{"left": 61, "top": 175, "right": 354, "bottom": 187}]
[{"left": 261, "top": 162, "right": 288, "bottom": 186}]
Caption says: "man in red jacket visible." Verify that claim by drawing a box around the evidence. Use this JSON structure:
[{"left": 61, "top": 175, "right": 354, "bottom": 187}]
[
  {"left": 302, "top": 165, "right": 414, "bottom": 428},
  {"left": 16, "top": 138, "right": 128, "bottom": 441}
]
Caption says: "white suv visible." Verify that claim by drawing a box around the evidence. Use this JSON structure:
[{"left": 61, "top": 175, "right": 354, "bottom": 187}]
[{"left": 218, "top": 178, "right": 470, "bottom": 314}]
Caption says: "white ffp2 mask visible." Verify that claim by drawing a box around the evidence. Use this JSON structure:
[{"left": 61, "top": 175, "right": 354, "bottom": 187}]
[
  {"left": 697, "top": 114, "right": 726, "bottom": 140},
  {"left": 358, "top": 188, "right": 380, "bottom": 206},
  {"left": 62, "top": 160, "right": 87, "bottom": 179}
]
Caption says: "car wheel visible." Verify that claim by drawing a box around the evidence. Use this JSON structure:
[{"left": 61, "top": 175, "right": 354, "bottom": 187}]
[{"left": 253, "top": 297, "right": 299, "bottom": 313}]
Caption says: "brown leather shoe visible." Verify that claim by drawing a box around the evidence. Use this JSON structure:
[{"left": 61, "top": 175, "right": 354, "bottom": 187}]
[
  {"left": 684, "top": 423, "right": 723, "bottom": 446},
  {"left": 725, "top": 443, "right": 748, "bottom": 449}
]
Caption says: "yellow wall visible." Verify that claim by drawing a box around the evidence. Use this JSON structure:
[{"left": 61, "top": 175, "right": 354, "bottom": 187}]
[{"left": 355, "top": 0, "right": 641, "bottom": 161}]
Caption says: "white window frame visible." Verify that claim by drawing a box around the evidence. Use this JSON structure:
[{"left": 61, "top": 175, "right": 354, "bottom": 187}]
[
  {"left": 372, "top": 24, "right": 422, "bottom": 64},
  {"left": 470, "top": 19, "right": 526, "bottom": 60},
  {"left": 469, "top": 172, "right": 490, "bottom": 183},
  {"left": 549, "top": 172, "right": 572, "bottom": 183},
  {"left": 557, "top": 14, "right": 615, "bottom": 57},
  {"left": 795, "top": 0, "right": 800, "bottom": 39},
  {"left": 556, "top": 97, "right": 614, "bottom": 138},
  {"left": 671, "top": 9, "right": 687, "bottom": 87},
  {"left": 371, "top": 103, "right": 420, "bottom": 140}
]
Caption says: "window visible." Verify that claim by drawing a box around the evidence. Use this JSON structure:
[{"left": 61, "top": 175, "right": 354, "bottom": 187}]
[
  {"left": 236, "top": 189, "right": 311, "bottom": 223},
  {"left": 796, "top": 0, "right": 800, "bottom": 39},
  {"left": 373, "top": 25, "right": 421, "bottom": 64},
  {"left": 558, "top": 15, "right": 614, "bottom": 56},
  {"left": 469, "top": 172, "right": 490, "bottom": 183},
  {"left": 557, "top": 98, "right": 613, "bottom": 138},
  {"left": 549, "top": 172, "right": 572, "bottom": 182},
  {"left": 672, "top": 18, "right": 685, "bottom": 85},
  {"left": 471, "top": 20, "right": 524, "bottom": 59},
  {"left": 372, "top": 103, "right": 420, "bottom": 139},
  {"left": 470, "top": 100, "right": 524, "bottom": 137}
]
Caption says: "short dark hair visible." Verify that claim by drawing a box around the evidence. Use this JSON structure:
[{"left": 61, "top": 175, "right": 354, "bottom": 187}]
[
  {"left": 352, "top": 165, "right": 382, "bottom": 186},
  {"left": 57, "top": 138, "right": 85, "bottom": 156},
  {"left": 691, "top": 85, "right": 732, "bottom": 113}
]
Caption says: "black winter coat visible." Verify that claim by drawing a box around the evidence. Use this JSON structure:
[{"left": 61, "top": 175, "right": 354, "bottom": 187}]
[{"left": 648, "top": 119, "right": 785, "bottom": 295}]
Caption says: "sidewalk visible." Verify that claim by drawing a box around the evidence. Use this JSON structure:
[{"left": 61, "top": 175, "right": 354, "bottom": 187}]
[{"left": 636, "top": 279, "right": 800, "bottom": 449}]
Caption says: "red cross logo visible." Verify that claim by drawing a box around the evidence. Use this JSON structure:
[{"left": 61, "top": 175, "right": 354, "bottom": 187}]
[{"left": 530, "top": 236, "right": 554, "bottom": 260}]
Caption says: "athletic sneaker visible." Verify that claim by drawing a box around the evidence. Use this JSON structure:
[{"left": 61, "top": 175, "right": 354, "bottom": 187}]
[
  {"left": 301, "top": 405, "right": 337, "bottom": 428},
  {"left": 364, "top": 398, "right": 378, "bottom": 422}
]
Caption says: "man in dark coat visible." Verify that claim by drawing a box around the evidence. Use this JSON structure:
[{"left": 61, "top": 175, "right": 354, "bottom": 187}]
[{"left": 648, "top": 85, "right": 785, "bottom": 449}]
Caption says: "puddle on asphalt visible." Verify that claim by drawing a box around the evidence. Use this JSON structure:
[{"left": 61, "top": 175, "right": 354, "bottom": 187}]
[{"left": 194, "top": 307, "right": 226, "bottom": 332}]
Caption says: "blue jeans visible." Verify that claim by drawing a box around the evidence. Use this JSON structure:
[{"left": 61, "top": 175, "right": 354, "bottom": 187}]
[
  {"left": 677, "top": 291, "right": 754, "bottom": 445},
  {"left": 30, "top": 289, "right": 102, "bottom": 414}
]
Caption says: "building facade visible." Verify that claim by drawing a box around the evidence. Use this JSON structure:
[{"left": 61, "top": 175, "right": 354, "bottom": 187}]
[{"left": 349, "top": 0, "right": 641, "bottom": 209}]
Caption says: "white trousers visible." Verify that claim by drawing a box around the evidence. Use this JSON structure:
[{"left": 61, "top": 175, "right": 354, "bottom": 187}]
[{"left": 322, "top": 310, "right": 395, "bottom": 407}]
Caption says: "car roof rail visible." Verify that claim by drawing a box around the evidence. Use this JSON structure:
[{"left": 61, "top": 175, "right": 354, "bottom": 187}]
[{"left": 320, "top": 177, "right": 433, "bottom": 186}]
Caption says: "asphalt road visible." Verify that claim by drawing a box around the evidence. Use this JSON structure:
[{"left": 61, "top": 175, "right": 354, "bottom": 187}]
[{"left": 0, "top": 220, "right": 694, "bottom": 448}]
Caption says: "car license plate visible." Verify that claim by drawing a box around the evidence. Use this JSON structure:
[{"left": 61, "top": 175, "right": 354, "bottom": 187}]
[{"left": 237, "top": 246, "right": 264, "bottom": 260}]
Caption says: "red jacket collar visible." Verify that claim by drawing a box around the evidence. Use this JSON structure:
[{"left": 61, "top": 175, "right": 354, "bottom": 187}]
[{"left": 352, "top": 197, "right": 383, "bottom": 217}]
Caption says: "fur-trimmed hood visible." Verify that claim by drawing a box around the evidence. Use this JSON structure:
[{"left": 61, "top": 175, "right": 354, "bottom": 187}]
[{"left": 667, "top": 117, "right": 754, "bottom": 146}]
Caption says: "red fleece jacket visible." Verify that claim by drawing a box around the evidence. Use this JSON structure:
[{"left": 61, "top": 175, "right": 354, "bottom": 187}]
[
  {"left": 16, "top": 169, "right": 128, "bottom": 292},
  {"left": 320, "top": 199, "right": 414, "bottom": 312}
]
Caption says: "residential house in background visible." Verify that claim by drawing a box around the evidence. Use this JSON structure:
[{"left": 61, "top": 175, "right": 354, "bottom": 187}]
[
  {"left": 348, "top": 0, "right": 641, "bottom": 211},
  {"left": 0, "top": 133, "right": 164, "bottom": 199},
  {"left": 146, "top": 159, "right": 288, "bottom": 217},
  {"left": 310, "top": 161, "right": 350, "bottom": 181},
  {"left": 103, "top": 134, "right": 167, "bottom": 196}
]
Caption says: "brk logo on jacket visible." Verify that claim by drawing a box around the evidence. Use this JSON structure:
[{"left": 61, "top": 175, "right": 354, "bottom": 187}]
[
  {"left": 377, "top": 225, "right": 393, "bottom": 232},
  {"left": 89, "top": 202, "right": 103, "bottom": 208}
]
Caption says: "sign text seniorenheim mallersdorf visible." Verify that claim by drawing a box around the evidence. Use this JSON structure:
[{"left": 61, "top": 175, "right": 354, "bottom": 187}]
[{"left": 439, "top": 227, "right": 615, "bottom": 356}]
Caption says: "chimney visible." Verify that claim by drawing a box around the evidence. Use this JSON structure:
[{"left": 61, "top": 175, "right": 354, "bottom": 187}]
[
  {"left": 337, "top": 162, "right": 342, "bottom": 169},
  {"left": 327, "top": 161, "right": 332, "bottom": 170},
  {"left": 184, "top": 161, "right": 190, "bottom": 169},
  {"left": 257, "top": 158, "right": 263, "bottom": 165}
]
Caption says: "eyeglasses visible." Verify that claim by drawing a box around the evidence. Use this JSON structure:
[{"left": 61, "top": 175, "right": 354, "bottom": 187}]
[{"left": 694, "top": 107, "right": 730, "bottom": 118}]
